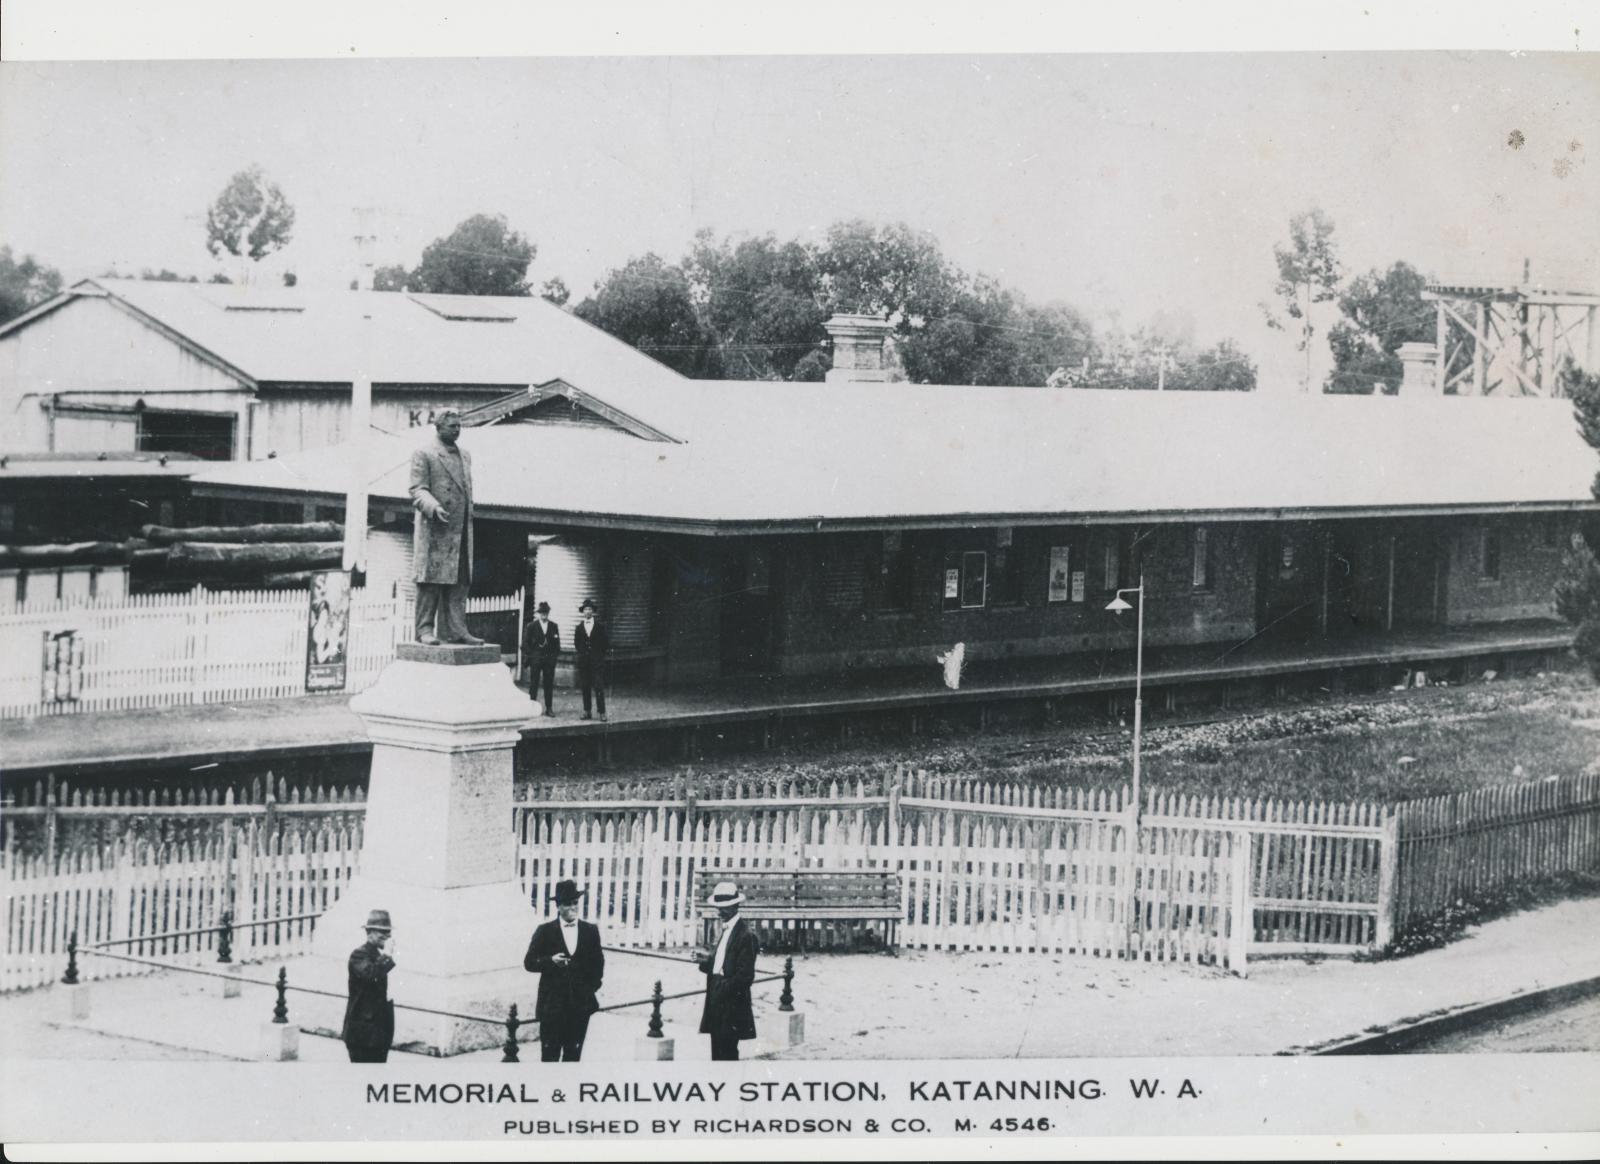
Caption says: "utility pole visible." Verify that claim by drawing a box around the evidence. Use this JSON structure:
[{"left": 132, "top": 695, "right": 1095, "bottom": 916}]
[{"left": 342, "top": 207, "right": 378, "bottom": 576}]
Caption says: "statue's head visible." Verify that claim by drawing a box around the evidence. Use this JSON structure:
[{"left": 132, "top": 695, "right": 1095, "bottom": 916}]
[{"left": 434, "top": 411, "right": 462, "bottom": 445}]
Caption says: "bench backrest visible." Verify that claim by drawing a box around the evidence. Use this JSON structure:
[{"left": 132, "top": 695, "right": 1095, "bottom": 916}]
[{"left": 693, "top": 868, "right": 901, "bottom": 912}]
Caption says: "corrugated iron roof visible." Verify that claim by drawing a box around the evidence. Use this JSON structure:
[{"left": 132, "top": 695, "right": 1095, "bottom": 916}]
[
  {"left": 192, "top": 386, "right": 1598, "bottom": 528},
  {"left": 63, "top": 279, "right": 690, "bottom": 414}
]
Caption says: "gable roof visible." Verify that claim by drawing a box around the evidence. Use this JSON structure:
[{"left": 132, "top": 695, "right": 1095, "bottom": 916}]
[
  {"left": 2, "top": 278, "right": 689, "bottom": 417},
  {"left": 192, "top": 385, "right": 1600, "bottom": 532}
]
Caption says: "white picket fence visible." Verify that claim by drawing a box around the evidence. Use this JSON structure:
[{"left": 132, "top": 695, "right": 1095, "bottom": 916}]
[
  {"left": 31, "top": 767, "right": 1586, "bottom": 993},
  {"left": 2, "top": 780, "right": 366, "bottom": 992},
  {"left": 0, "top": 586, "right": 522, "bottom": 718},
  {"left": 516, "top": 776, "right": 1257, "bottom": 971}
]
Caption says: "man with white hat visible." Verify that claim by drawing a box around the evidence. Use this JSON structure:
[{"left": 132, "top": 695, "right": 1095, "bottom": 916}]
[
  {"left": 696, "top": 881, "right": 758, "bottom": 1061},
  {"left": 341, "top": 909, "right": 396, "bottom": 1063}
]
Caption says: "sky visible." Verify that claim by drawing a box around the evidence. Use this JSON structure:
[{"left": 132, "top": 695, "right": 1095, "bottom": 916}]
[{"left": 2, "top": 49, "right": 1597, "bottom": 391}]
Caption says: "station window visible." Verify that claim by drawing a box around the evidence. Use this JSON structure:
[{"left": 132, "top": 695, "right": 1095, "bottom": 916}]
[
  {"left": 1191, "top": 526, "right": 1213, "bottom": 590},
  {"left": 1478, "top": 527, "right": 1501, "bottom": 581},
  {"left": 879, "top": 532, "right": 916, "bottom": 612},
  {"left": 990, "top": 528, "right": 1025, "bottom": 606},
  {"left": 1102, "top": 528, "right": 1137, "bottom": 591}
]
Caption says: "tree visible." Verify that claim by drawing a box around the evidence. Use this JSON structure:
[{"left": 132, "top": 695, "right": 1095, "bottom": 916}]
[
  {"left": 573, "top": 254, "right": 716, "bottom": 377},
  {"left": 1555, "top": 359, "right": 1600, "bottom": 679},
  {"left": 1325, "top": 260, "right": 1433, "bottom": 395},
  {"left": 686, "top": 230, "right": 827, "bottom": 379},
  {"left": 1058, "top": 318, "right": 1253, "bottom": 392},
  {"left": 539, "top": 276, "right": 570, "bottom": 307},
  {"left": 0, "top": 246, "right": 63, "bottom": 325},
  {"left": 372, "top": 264, "right": 411, "bottom": 292},
  {"left": 1262, "top": 208, "right": 1342, "bottom": 392},
  {"left": 205, "top": 165, "right": 296, "bottom": 270},
  {"left": 410, "top": 213, "right": 535, "bottom": 297}
]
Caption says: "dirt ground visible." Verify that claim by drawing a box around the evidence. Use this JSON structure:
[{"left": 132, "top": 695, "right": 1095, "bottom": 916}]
[{"left": 5, "top": 894, "right": 1598, "bottom": 1062}]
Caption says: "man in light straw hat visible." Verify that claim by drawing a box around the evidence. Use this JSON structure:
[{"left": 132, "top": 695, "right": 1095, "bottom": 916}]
[
  {"left": 341, "top": 909, "right": 396, "bottom": 1063},
  {"left": 696, "top": 880, "right": 758, "bottom": 1061},
  {"left": 524, "top": 879, "right": 605, "bottom": 1062}
]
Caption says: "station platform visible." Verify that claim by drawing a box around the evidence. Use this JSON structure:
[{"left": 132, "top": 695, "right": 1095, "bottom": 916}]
[{"left": 1, "top": 620, "right": 1571, "bottom": 778}]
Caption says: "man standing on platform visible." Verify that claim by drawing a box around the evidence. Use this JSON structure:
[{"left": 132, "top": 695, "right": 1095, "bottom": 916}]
[
  {"left": 523, "top": 880, "right": 604, "bottom": 1062},
  {"left": 341, "top": 909, "right": 396, "bottom": 1063},
  {"left": 524, "top": 600, "right": 560, "bottom": 715},
  {"left": 573, "top": 597, "right": 609, "bottom": 721},
  {"left": 409, "top": 411, "right": 484, "bottom": 646},
  {"left": 696, "top": 881, "right": 758, "bottom": 1061}
]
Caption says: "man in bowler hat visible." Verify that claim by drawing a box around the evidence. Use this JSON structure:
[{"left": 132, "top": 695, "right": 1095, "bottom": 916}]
[
  {"left": 524, "top": 600, "right": 561, "bottom": 715},
  {"left": 696, "top": 881, "right": 758, "bottom": 1061},
  {"left": 523, "top": 880, "right": 605, "bottom": 1062},
  {"left": 573, "top": 597, "right": 609, "bottom": 721},
  {"left": 341, "top": 909, "right": 396, "bottom": 1063}
]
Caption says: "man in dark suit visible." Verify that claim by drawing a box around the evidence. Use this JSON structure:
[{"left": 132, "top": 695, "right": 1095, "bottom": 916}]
[
  {"left": 523, "top": 601, "right": 560, "bottom": 716},
  {"left": 697, "top": 881, "right": 758, "bottom": 1061},
  {"left": 341, "top": 909, "right": 396, "bottom": 1063},
  {"left": 523, "top": 880, "right": 604, "bottom": 1062},
  {"left": 408, "top": 412, "right": 485, "bottom": 646},
  {"left": 573, "top": 597, "right": 609, "bottom": 721}
]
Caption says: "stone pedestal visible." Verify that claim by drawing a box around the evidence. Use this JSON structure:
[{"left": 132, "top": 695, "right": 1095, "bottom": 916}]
[
  {"left": 217, "top": 963, "right": 243, "bottom": 999},
  {"left": 59, "top": 982, "right": 91, "bottom": 1022},
  {"left": 308, "top": 643, "right": 539, "bottom": 1055},
  {"left": 783, "top": 1011, "right": 806, "bottom": 1046},
  {"left": 636, "top": 1036, "right": 676, "bottom": 1061},
  {"left": 259, "top": 1021, "right": 300, "bottom": 1061}
]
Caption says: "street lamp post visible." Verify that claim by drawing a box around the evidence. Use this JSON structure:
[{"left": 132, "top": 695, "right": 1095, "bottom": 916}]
[{"left": 1105, "top": 573, "right": 1146, "bottom": 822}]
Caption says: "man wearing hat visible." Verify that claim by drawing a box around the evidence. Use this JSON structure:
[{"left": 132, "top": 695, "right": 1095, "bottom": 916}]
[
  {"left": 572, "top": 598, "right": 609, "bottom": 721},
  {"left": 523, "top": 880, "right": 605, "bottom": 1062},
  {"left": 523, "top": 601, "right": 561, "bottom": 716},
  {"left": 341, "top": 909, "right": 397, "bottom": 1063},
  {"left": 696, "top": 881, "right": 759, "bottom": 1061}
]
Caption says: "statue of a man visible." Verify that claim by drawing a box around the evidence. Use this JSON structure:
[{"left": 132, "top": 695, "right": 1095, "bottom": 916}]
[{"left": 409, "top": 411, "right": 484, "bottom": 646}]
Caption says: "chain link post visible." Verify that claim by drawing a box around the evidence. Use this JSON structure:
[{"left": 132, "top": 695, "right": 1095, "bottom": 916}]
[
  {"left": 216, "top": 910, "right": 233, "bottom": 964},
  {"left": 502, "top": 1003, "right": 521, "bottom": 1062},
  {"left": 62, "top": 931, "right": 80, "bottom": 985},
  {"left": 646, "top": 979, "right": 665, "bottom": 1038},
  {"left": 272, "top": 967, "right": 289, "bottom": 1024},
  {"left": 779, "top": 956, "right": 795, "bottom": 1012}
]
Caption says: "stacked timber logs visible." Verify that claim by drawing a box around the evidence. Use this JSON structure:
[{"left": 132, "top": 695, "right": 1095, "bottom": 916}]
[{"left": 0, "top": 522, "right": 346, "bottom": 589}]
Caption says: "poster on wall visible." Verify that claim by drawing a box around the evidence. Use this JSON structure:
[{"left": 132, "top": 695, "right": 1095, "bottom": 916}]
[
  {"left": 944, "top": 568, "right": 960, "bottom": 599},
  {"left": 1048, "top": 546, "right": 1071, "bottom": 602},
  {"left": 1071, "top": 569, "right": 1086, "bottom": 602},
  {"left": 305, "top": 569, "right": 352, "bottom": 692}
]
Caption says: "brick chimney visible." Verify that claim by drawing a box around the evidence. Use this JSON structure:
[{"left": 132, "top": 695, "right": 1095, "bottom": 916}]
[
  {"left": 1397, "top": 342, "right": 1441, "bottom": 394},
  {"left": 823, "top": 313, "right": 893, "bottom": 383}
]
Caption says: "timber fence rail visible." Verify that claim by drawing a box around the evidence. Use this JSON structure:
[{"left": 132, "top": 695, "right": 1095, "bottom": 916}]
[
  {"left": 0, "top": 585, "right": 523, "bottom": 719},
  {"left": 1391, "top": 770, "right": 1600, "bottom": 930},
  {"left": 10, "top": 768, "right": 1600, "bottom": 992},
  {"left": 3, "top": 774, "right": 365, "bottom": 992}
]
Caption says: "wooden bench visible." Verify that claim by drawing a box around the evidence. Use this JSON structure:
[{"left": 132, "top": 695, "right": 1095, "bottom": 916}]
[{"left": 693, "top": 868, "right": 902, "bottom": 955}]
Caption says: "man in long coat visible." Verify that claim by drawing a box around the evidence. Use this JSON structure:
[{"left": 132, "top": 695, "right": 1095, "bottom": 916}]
[
  {"left": 697, "top": 881, "right": 758, "bottom": 1061},
  {"left": 409, "top": 412, "right": 484, "bottom": 646},
  {"left": 572, "top": 597, "right": 609, "bottom": 720},
  {"left": 341, "top": 909, "right": 396, "bottom": 1063},
  {"left": 524, "top": 601, "right": 560, "bottom": 716},
  {"left": 523, "top": 880, "right": 605, "bottom": 1062}
]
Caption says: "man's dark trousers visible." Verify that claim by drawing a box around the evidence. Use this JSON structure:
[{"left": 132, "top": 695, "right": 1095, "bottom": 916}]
[
  {"left": 539, "top": 1014, "right": 591, "bottom": 1062},
  {"left": 710, "top": 1031, "right": 740, "bottom": 1061}
]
